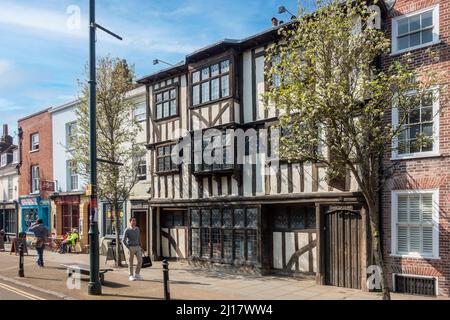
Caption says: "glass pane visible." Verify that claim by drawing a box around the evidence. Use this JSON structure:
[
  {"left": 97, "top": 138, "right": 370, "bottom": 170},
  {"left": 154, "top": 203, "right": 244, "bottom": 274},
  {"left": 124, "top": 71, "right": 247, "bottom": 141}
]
[
  {"left": 223, "top": 209, "right": 233, "bottom": 227},
  {"left": 291, "top": 210, "right": 305, "bottom": 229},
  {"left": 164, "top": 157, "right": 170, "bottom": 171},
  {"left": 221, "top": 60, "right": 230, "bottom": 73},
  {"left": 422, "top": 92, "right": 433, "bottom": 107},
  {"left": 161, "top": 213, "right": 173, "bottom": 228},
  {"left": 170, "top": 89, "right": 176, "bottom": 99},
  {"left": 421, "top": 10, "right": 433, "bottom": 28},
  {"left": 274, "top": 211, "right": 289, "bottom": 229},
  {"left": 202, "top": 82, "right": 210, "bottom": 103},
  {"left": 163, "top": 91, "right": 169, "bottom": 101},
  {"left": 212, "top": 209, "right": 222, "bottom": 227},
  {"left": 221, "top": 75, "right": 230, "bottom": 97},
  {"left": 409, "top": 108, "right": 420, "bottom": 124},
  {"left": 306, "top": 208, "right": 316, "bottom": 229},
  {"left": 173, "top": 212, "right": 184, "bottom": 226},
  {"left": 410, "top": 15, "right": 421, "bottom": 32},
  {"left": 193, "top": 85, "right": 200, "bottom": 105},
  {"left": 421, "top": 106, "right": 433, "bottom": 122},
  {"left": 409, "top": 125, "right": 420, "bottom": 139},
  {"left": 163, "top": 102, "right": 169, "bottom": 117},
  {"left": 397, "top": 18, "right": 409, "bottom": 36},
  {"left": 158, "top": 159, "right": 164, "bottom": 172},
  {"left": 211, "top": 64, "right": 219, "bottom": 77},
  {"left": 223, "top": 230, "right": 233, "bottom": 261},
  {"left": 410, "top": 32, "right": 421, "bottom": 47},
  {"left": 247, "top": 230, "right": 258, "bottom": 262},
  {"left": 201, "top": 228, "right": 211, "bottom": 258},
  {"left": 422, "top": 29, "right": 433, "bottom": 44},
  {"left": 211, "top": 229, "right": 221, "bottom": 258},
  {"left": 191, "top": 228, "right": 200, "bottom": 257},
  {"left": 201, "top": 209, "right": 210, "bottom": 227},
  {"left": 156, "top": 104, "right": 162, "bottom": 119},
  {"left": 422, "top": 123, "right": 433, "bottom": 137},
  {"left": 234, "top": 230, "right": 245, "bottom": 260},
  {"left": 246, "top": 209, "right": 257, "bottom": 229},
  {"left": 398, "top": 36, "right": 409, "bottom": 50},
  {"left": 234, "top": 209, "right": 245, "bottom": 228},
  {"left": 193, "top": 71, "right": 200, "bottom": 83},
  {"left": 211, "top": 78, "right": 220, "bottom": 100},
  {"left": 156, "top": 93, "right": 162, "bottom": 102},
  {"left": 191, "top": 210, "right": 200, "bottom": 227},
  {"left": 202, "top": 68, "right": 210, "bottom": 80},
  {"left": 170, "top": 100, "right": 177, "bottom": 116}
]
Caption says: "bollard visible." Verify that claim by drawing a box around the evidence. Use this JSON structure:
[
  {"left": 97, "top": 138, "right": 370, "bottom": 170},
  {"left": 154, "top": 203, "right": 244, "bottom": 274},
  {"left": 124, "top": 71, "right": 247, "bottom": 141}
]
[
  {"left": 18, "top": 243, "right": 25, "bottom": 278},
  {"left": 162, "top": 259, "right": 170, "bottom": 300}
]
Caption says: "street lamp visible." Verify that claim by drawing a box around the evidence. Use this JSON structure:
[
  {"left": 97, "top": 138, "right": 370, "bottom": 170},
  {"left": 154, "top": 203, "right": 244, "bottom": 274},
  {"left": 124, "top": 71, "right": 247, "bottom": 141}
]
[
  {"left": 88, "top": 0, "right": 123, "bottom": 296},
  {"left": 153, "top": 59, "right": 174, "bottom": 67},
  {"left": 278, "top": 5, "right": 296, "bottom": 18}
]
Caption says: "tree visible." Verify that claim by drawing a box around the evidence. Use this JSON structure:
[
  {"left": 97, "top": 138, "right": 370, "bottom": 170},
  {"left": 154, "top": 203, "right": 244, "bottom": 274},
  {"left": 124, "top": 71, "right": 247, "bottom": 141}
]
[
  {"left": 264, "top": 0, "right": 446, "bottom": 300},
  {"left": 72, "top": 56, "right": 145, "bottom": 267}
]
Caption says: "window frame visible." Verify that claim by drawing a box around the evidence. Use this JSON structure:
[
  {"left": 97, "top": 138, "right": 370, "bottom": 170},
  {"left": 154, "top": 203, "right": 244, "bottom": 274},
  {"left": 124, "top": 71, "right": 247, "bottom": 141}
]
[
  {"left": 31, "top": 165, "right": 40, "bottom": 194},
  {"left": 66, "top": 122, "right": 77, "bottom": 150},
  {"left": 156, "top": 144, "right": 179, "bottom": 174},
  {"left": 190, "top": 57, "right": 232, "bottom": 108},
  {"left": 0, "top": 154, "right": 7, "bottom": 167},
  {"left": 392, "top": 90, "right": 440, "bottom": 160},
  {"left": 133, "top": 101, "right": 147, "bottom": 123},
  {"left": 137, "top": 154, "right": 147, "bottom": 181},
  {"left": 391, "top": 5, "right": 440, "bottom": 55},
  {"left": 391, "top": 189, "right": 440, "bottom": 259},
  {"left": 193, "top": 130, "right": 235, "bottom": 174},
  {"left": 154, "top": 85, "right": 179, "bottom": 121},
  {"left": 30, "top": 133, "right": 40, "bottom": 152},
  {"left": 67, "top": 160, "right": 79, "bottom": 191}
]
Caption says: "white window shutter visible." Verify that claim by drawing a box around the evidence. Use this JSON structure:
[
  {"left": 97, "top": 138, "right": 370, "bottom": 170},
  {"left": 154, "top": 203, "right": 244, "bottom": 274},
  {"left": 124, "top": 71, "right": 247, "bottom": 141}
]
[
  {"left": 397, "top": 226, "right": 408, "bottom": 253},
  {"left": 398, "top": 196, "right": 408, "bottom": 222},
  {"left": 409, "top": 227, "right": 421, "bottom": 252},
  {"left": 422, "top": 227, "right": 433, "bottom": 254},
  {"left": 409, "top": 195, "right": 421, "bottom": 223},
  {"left": 422, "top": 194, "right": 433, "bottom": 223}
]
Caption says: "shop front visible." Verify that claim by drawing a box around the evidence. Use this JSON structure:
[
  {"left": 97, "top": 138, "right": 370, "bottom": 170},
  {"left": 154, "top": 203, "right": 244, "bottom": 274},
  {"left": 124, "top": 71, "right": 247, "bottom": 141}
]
[
  {"left": 1, "top": 201, "right": 18, "bottom": 238},
  {"left": 19, "top": 196, "right": 51, "bottom": 233},
  {"left": 51, "top": 193, "right": 90, "bottom": 250}
]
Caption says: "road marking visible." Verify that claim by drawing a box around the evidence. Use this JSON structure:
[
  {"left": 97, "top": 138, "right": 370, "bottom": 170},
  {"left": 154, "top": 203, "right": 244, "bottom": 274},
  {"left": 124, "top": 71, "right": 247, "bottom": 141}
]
[{"left": 0, "top": 282, "right": 46, "bottom": 300}]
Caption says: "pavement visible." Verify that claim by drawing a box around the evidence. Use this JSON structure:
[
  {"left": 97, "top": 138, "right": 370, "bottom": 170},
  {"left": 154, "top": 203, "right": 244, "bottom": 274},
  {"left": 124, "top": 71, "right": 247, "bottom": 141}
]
[{"left": 0, "top": 244, "right": 446, "bottom": 300}]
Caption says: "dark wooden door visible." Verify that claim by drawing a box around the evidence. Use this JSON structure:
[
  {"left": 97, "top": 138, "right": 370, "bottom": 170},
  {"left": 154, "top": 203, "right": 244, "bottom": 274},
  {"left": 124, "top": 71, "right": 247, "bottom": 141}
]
[
  {"left": 133, "top": 211, "right": 147, "bottom": 252},
  {"left": 324, "top": 210, "right": 361, "bottom": 289}
]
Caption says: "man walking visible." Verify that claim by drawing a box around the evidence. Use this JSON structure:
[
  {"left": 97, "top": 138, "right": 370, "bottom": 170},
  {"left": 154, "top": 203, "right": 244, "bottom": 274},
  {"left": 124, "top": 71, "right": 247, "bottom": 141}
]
[
  {"left": 122, "top": 217, "right": 143, "bottom": 281},
  {"left": 29, "top": 219, "right": 49, "bottom": 268}
]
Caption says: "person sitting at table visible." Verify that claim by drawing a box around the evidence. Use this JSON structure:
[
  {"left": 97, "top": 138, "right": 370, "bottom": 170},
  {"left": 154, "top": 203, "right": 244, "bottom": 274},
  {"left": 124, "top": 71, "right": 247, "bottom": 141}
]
[{"left": 59, "top": 229, "right": 79, "bottom": 254}]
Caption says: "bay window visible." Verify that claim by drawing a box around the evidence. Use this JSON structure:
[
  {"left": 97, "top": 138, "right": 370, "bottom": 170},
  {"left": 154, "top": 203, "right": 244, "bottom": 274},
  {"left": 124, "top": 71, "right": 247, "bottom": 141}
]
[
  {"left": 156, "top": 144, "right": 177, "bottom": 173},
  {"left": 191, "top": 59, "right": 231, "bottom": 107},
  {"left": 155, "top": 87, "right": 177, "bottom": 120}
]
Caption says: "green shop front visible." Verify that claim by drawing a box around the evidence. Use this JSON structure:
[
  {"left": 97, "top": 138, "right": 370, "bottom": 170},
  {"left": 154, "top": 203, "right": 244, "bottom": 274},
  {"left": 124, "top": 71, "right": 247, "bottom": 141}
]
[{"left": 19, "top": 196, "right": 51, "bottom": 232}]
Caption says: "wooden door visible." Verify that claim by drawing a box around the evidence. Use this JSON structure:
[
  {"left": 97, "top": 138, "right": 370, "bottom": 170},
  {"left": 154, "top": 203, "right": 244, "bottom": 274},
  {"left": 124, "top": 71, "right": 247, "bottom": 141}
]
[
  {"left": 133, "top": 211, "right": 147, "bottom": 252},
  {"left": 324, "top": 210, "right": 361, "bottom": 289}
]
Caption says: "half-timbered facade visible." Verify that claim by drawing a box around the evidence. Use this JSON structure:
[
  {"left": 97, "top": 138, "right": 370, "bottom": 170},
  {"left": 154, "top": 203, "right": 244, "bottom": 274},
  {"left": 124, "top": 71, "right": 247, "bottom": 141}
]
[{"left": 138, "top": 24, "right": 370, "bottom": 290}]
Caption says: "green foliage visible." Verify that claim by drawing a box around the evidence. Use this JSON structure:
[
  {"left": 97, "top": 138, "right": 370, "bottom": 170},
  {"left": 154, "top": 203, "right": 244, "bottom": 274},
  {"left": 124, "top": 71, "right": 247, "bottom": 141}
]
[
  {"left": 72, "top": 56, "right": 146, "bottom": 205},
  {"left": 264, "top": 0, "right": 444, "bottom": 195}
]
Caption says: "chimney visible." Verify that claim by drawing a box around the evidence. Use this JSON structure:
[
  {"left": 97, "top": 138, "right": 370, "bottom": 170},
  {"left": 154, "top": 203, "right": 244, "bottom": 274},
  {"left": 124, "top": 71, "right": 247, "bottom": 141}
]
[
  {"left": 271, "top": 17, "right": 279, "bottom": 27},
  {"left": 3, "top": 124, "right": 8, "bottom": 137}
]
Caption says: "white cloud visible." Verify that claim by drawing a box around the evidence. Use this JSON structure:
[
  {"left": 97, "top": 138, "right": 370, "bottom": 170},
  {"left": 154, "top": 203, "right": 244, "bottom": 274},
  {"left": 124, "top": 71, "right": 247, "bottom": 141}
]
[{"left": 0, "top": 98, "right": 23, "bottom": 112}]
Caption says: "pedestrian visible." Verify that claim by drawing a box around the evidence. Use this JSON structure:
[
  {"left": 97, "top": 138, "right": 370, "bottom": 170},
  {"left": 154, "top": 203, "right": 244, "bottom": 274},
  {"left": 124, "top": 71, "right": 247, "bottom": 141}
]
[
  {"left": 122, "top": 217, "right": 143, "bottom": 281},
  {"left": 28, "top": 219, "right": 49, "bottom": 268},
  {"left": 60, "top": 229, "right": 79, "bottom": 254}
]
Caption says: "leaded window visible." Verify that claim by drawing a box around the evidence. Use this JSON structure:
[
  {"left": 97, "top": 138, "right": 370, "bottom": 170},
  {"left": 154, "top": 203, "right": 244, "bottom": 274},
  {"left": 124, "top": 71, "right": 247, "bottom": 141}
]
[
  {"left": 273, "top": 206, "right": 316, "bottom": 231},
  {"left": 194, "top": 131, "right": 234, "bottom": 173},
  {"left": 191, "top": 59, "right": 231, "bottom": 107},
  {"left": 189, "top": 208, "right": 259, "bottom": 264},
  {"left": 156, "top": 145, "right": 177, "bottom": 173},
  {"left": 155, "top": 87, "right": 177, "bottom": 120}
]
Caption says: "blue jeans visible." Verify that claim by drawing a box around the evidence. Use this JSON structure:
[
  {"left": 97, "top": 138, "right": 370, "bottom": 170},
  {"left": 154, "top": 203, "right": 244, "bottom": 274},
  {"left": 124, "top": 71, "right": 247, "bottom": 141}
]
[{"left": 36, "top": 245, "right": 45, "bottom": 266}]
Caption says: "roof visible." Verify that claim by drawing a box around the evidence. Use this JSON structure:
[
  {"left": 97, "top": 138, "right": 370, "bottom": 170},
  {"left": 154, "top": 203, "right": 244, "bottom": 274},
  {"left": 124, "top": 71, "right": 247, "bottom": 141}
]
[
  {"left": 137, "top": 61, "right": 188, "bottom": 84},
  {"left": 17, "top": 107, "right": 52, "bottom": 123},
  {"left": 50, "top": 99, "right": 81, "bottom": 114}
]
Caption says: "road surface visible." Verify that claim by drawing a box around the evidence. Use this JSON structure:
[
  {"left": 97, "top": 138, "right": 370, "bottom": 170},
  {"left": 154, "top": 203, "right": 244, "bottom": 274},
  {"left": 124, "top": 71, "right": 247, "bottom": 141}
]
[{"left": 0, "top": 280, "right": 62, "bottom": 300}]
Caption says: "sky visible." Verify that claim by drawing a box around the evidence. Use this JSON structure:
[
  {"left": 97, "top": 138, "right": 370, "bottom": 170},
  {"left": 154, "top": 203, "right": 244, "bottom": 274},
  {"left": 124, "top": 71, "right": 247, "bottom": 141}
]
[{"left": 0, "top": 0, "right": 314, "bottom": 140}]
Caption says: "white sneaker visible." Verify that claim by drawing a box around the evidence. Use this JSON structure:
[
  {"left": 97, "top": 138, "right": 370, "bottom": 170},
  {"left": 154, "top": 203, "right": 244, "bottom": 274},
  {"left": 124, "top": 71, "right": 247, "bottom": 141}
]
[
  {"left": 134, "top": 274, "right": 144, "bottom": 281},
  {"left": 129, "top": 275, "right": 136, "bottom": 281}
]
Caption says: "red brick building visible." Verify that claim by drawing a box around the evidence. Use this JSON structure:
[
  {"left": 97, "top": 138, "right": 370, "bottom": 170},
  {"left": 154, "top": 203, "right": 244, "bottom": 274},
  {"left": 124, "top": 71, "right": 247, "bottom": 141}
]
[
  {"left": 18, "top": 108, "right": 54, "bottom": 232},
  {"left": 382, "top": 0, "right": 450, "bottom": 296}
]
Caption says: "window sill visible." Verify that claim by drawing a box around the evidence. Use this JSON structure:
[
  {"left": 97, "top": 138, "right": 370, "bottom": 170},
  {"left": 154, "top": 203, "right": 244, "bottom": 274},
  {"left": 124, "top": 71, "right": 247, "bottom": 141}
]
[
  {"left": 391, "top": 152, "right": 442, "bottom": 161},
  {"left": 390, "top": 253, "right": 441, "bottom": 260},
  {"left": 30, "top": 149, "right": 40, "bottom": 154},
  {"left": 390, "top": 40, "right": 442, "bottom": 57},
  {"left": 156, "top": 170, "right": 180, "bottom": 176},
  {"left": 154, "top": 115, "right": 179, "bottom": 123}
]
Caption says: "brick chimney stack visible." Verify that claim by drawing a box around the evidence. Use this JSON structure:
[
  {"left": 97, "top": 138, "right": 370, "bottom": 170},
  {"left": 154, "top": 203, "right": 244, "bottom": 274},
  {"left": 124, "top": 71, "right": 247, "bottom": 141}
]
[
  {"left": 3, "top": 124, "right": 8, "bottom": 137},
  {"left": 0, "top": 124, "right": 13, "bottom": 151}
]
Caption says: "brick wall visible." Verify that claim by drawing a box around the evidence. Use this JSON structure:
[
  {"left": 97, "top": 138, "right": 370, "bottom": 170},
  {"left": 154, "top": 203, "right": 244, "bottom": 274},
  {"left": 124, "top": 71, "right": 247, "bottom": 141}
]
[
  {"left": 381, "top": 0, "right": 450, "bottom": 296},
  {"left": 18, "top": 109, "right": 53, "bottom": 197}
]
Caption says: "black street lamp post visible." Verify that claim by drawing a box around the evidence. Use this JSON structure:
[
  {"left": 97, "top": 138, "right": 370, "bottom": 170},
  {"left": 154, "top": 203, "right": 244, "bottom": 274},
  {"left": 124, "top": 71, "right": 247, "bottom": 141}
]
[{"left": 87, "top": 0, "right": 122, "bottom": 296}]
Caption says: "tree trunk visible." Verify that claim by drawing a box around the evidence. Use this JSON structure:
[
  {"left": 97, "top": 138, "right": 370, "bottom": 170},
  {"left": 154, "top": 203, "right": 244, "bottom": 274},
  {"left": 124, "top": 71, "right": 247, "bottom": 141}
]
[
  {"left": 114, "top": 202, "right": 122, "bottom": 268},
  {"left": 367, "top": 197, "right": 391, "bottom": 300}
]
